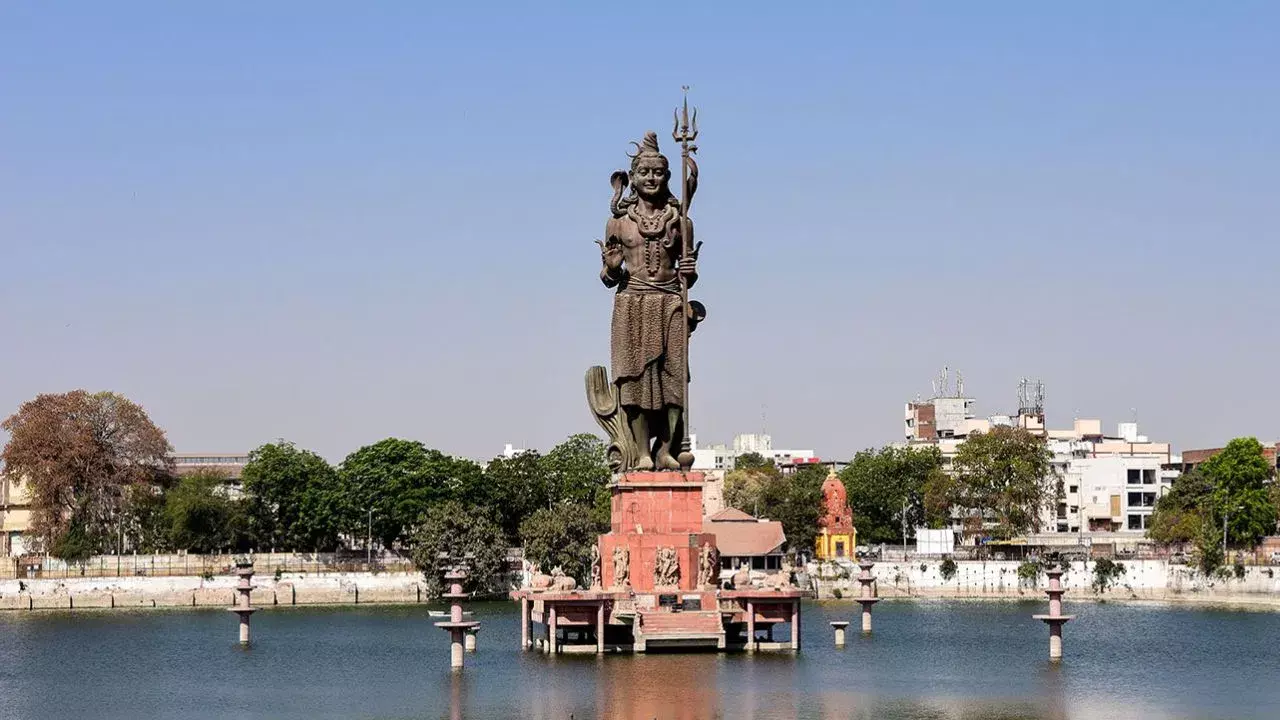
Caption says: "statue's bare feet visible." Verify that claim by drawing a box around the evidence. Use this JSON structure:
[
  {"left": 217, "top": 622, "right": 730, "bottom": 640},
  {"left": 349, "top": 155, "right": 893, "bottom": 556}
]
[
  {"left": 637, "top": 455, "right": 654, "bottom": 471},
  {"left": 655, "top": 450, "right": 681, "bottom": 471}
]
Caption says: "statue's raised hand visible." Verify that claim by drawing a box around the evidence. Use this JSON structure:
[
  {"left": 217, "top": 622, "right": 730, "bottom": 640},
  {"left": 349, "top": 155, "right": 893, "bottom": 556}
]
[{"left": 596, "top": 238, "right": 624, "bottom": 270}]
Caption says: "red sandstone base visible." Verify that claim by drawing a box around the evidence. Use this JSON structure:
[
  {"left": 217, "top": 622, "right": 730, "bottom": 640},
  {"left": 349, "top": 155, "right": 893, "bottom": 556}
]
[{"left": 512, "top": 470, "right": 805, "bottom": 654}]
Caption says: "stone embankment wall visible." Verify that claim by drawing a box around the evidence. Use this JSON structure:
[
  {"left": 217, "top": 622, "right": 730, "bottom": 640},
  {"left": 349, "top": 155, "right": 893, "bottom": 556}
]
[
  {"left": 812, "top": 559, "right": 1280, "bottom": 606},
  {"left": 0, "top": 572, "right": 428, "bottom": 611}
]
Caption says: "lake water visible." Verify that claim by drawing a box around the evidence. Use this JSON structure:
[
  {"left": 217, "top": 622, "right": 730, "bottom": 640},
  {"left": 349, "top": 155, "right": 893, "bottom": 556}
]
[{"left": 0, "top": 599, "right": 1277, "bottom": 720}]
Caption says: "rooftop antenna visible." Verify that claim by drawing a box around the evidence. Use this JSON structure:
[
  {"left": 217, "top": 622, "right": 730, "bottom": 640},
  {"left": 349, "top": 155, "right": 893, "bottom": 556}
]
[
  {"left": 1017, "top": 378, "right": 1045, "bottom": 418},
  {"left": 955, "top": 370, "right": 964, "bottom": 398}
]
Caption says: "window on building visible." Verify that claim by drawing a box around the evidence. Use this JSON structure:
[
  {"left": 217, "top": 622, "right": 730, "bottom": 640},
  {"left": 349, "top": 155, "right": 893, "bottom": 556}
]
[
  {"left": 834, "top": 541, "right": 845, "bottom": 558},
  {"left": 766, "top": 556, "right": 781, "bottom": 570},
  {"left": 751, "top": 557, "right": 765, "bottom": 570},
  {"left": 1127, "top": 492, "right": 1142, "bottom": 507},
  {"left": 1069, "top": 526, "right": 1079, "bottom": 533},
  {"left": 1127, "top": 514, "right": 1149, "bottom": 530},
  {"left": 1127, "top": 469, "right": 1141, "bottom": 483},
  {"left": 1068, "top": 485, "right": 1078, "bottom": 494},
  {"left": 1142, "top": 469, "right": 1156, "bottom": 484},
  {"left": 1069, "top": 505, "right": 1079, "bottom": 514}
]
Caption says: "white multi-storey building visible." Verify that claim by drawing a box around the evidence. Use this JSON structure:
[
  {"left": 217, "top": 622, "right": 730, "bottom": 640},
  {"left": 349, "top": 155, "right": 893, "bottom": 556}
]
[
  {"left": 1043, "top": 420, "right": 1175, "bottom": 536},
  {"left": 902, "top": 379, "right": 1177, "bottom": 544},
  {"left": 691, "top": 433, "right": 817, "bottom": 473}
]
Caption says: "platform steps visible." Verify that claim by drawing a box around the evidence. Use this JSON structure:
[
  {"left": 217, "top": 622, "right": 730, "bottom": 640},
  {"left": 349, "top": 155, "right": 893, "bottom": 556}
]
[{"left": 634, "top": 610, "right": 725, "bottom": 651}]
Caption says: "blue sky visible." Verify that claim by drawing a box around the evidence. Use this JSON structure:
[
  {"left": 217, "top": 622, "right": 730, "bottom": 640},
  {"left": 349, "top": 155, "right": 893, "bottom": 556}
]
[{"left": 2, "top": 2, "right": 1277, "bottom": 461}]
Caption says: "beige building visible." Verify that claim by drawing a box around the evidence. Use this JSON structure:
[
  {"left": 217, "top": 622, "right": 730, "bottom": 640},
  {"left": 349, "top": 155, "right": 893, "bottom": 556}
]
[
  {"left": 1, "top": 473, "right": 34, "bottom": 556},
  {"left": 1, "top": 452, "right": 252, "bottom": 556}
]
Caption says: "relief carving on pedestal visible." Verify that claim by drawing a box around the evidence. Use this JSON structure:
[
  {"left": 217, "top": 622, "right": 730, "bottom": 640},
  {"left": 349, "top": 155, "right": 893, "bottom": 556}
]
[
  {"left": 612, "top": 546, "right": 630, "bottom": 589},
  {"left": 655, "top": 546, "right": 680, "bottom": 588}
]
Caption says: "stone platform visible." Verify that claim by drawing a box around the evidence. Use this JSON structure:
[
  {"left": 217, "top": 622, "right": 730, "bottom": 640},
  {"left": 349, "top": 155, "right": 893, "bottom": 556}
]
[
  {"left": 512, "top": 470, "right": 806, "bottom": 655},
  {"left": 510, "top": 586, "right": 805, "bottom": 655}
]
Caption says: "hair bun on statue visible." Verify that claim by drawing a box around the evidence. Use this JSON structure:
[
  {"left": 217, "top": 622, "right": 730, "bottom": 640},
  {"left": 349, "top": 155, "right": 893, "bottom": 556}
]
[{"left": 627, "top": 131, "right": 667, "bottom": 168}]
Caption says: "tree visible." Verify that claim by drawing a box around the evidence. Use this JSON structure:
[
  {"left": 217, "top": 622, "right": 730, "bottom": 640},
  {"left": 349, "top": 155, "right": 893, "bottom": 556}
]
[
  {"left": 763, "top": 463, "right": 826, "bottom": 554},
  {"left": 949, "top": 427, "right": 1054, "bottom": 539},
  {"left": 723, "top": 462, "right": 780, "bottom": 517},
  {"left": 734, "top": 452, "right": 773, "bottom": 472},
  {"left": 541, "top": 434, "right": 611, "bottom": 513},
  {"left": 484, "top": 435, "right": 612, "bottom": 545},
  {"left": 1202, "top": 437, "right": 1277, "bottom": 548},
  {"left": 484, "top": 450, "right": 549, "bottom": 542},
  {"left": 163, "top": 469, "right": 239, "bottom": 553},
  {"left": 1148, "top": 468, "right": 1213, "bottom": 544},
  {"left": 841, "top": 445, "right": 946, "bottom": 544},
  {"left": 241, "top": 441, "right": 343, "bottom": 552},
  {"left": 724, "top": 462, "right": 824, "bottom": 554},
  {"left": 339, "top": 438, "right": 485, "bottom": 551},
  {"left": 519, "top": 505, "right": 599, "bottom": 584},
  {"left": 411, "top": 501, "right": 509, "bottom": 598},
  {"left": 1149, "top": 438, "right": 1278, "bottom": 557},
  {"left": 922, "top": 468, "right": 960, "bottom": 529},
  {"left": 120, "top": 482, "right": 169, "bottom": 553},
  {"left": 2, "top": 390, "right": 172, "bottom": 558}
]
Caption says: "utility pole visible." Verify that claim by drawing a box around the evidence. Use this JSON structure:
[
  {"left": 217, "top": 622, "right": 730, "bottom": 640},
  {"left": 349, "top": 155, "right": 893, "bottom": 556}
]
[
  {"left": 366, "top": 506, "right": 374, "bottom": 565},
  {"left": 902, "top": 497, "right": 909, "bottom": 557}
]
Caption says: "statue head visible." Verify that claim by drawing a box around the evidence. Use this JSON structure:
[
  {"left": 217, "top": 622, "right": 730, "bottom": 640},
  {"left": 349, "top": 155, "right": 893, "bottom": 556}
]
[{"left": 627, "top": 131, "right": 672, "bottom": 202}]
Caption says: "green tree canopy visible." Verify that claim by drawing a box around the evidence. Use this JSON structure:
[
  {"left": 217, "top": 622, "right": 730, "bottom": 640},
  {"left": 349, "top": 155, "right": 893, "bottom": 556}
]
[
  {"left": 949, "top": 427, "right": 1054, "bottom": 540},
  {"left": 1148, "top": 468, "right": 1213, "bottom": 544},
  {"left": 840, "top": 445, "right": 946, "bottom": 544},
  {"left": 724, "top": 462, "right": 824, "bottom": 554},
  {"left": 1151, "top": 438, "right": 1278, "bottom": 555},
  {"left": 1202, "top": 437, "right": 1277, "bottom": 548},
  {"left": 163, "top": 469, "right": 250, "bottom": 553},
  {"left": 723, "top": 462, "right": 780, "bottom": 518},
  {"left": 411, "top": 501, "right": 509, "bottom": 598},
  {"left": 541, "top": 434, "right": 611, "bottom": 513},
  {"left": 734, "top": 452, "right": 773, "bottom": 472},
  {"left": 764, "top": 463, "right": 826, "bottom": 554},
  {"left": 519, "top": 505, "right": 600, "bottom": 584},
  {"left": 339, "top": 438, "right": 485, "bottom": 550},
  {"left": 483, "top": 450, "right": 549, "bottom": 542},
  {"left": 242, "top": 441, "right": 343, "bottom": 552},
  {"left": 121, "top": 482, "right": 169, "bottom": 554}
]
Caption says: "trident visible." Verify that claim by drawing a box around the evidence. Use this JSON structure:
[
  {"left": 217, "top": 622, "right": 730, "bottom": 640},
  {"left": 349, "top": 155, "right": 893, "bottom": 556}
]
[{"left": 672, "top": 87, "right": 699, "bottom": 471}]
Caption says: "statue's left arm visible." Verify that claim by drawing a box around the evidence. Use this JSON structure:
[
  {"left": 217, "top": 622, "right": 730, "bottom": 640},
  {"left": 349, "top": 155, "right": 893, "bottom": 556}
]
[{"left": 678, "top": 218, "right": 698, "bottom": 288}]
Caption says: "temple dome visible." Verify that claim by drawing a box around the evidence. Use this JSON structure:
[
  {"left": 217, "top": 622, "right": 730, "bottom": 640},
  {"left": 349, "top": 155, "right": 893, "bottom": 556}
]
[{"left": 819, "top": 467, "right": 854, "bottom": 532}]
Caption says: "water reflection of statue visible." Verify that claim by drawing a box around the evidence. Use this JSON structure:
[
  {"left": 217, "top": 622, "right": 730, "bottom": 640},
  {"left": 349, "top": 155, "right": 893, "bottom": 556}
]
[
  {"left": 612, "top": 546, "right": 630, "bottom": 588},
  {"left": 698, "top": 542, "right": 719, "bottom": 587},
  {"left": 590, "top": 544, "right": 603, "bottom": 590},
  {"left": 655, "top": 546, "right": 680, "bottom": 587}
]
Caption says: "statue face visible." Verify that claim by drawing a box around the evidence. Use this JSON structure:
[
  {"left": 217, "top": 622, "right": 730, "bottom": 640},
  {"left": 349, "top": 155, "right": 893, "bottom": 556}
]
[{"left": 631, "top": 156, "right": 669, "bottom": 199}]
